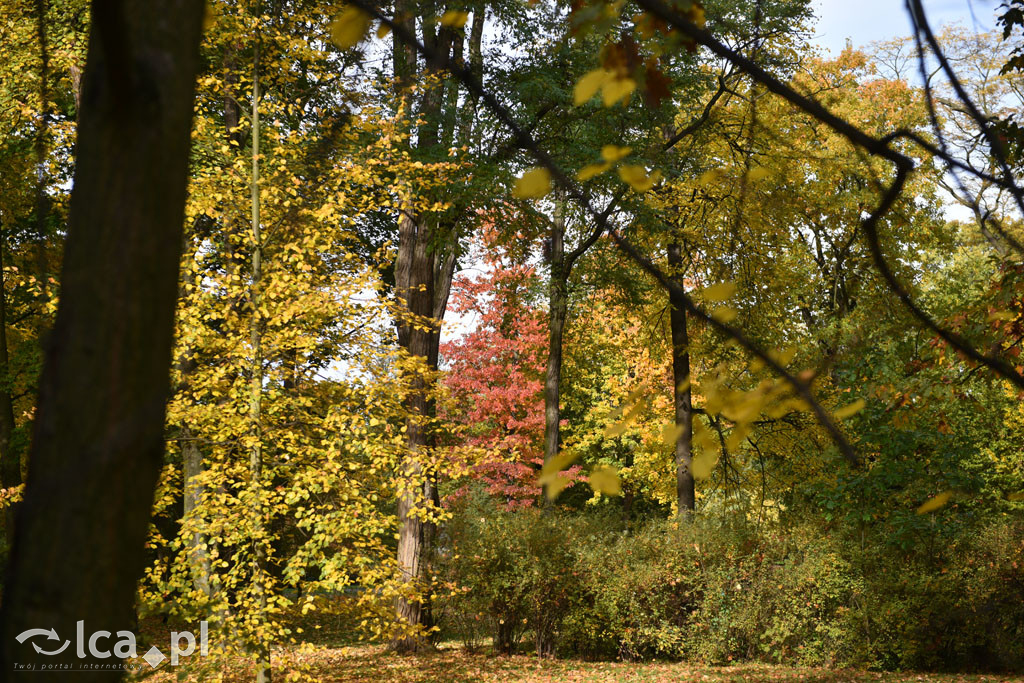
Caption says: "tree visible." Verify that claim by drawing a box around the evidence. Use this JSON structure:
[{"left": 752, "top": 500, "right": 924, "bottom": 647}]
[
  {"left": 138, "top": 2, "right": 463, "bottom": 677},
  {"left": 441, "top": 228, "right": 548, "bottom": 507},
  {"left": 0, "top": 0, "right": 206, "bottom": 677}
]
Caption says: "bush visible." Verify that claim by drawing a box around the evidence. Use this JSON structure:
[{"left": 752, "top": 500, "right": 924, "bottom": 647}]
[
  {"left": 436, "top": 491, "right": 1024, "bottom": 671},
  {"left": 436, "top": 491, "right": 602, "bottom": 654}
]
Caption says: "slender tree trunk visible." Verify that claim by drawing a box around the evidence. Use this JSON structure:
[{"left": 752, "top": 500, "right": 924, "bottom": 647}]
[
  {"left": 181, "top": 426, "right": 211, "bottom": 597},
  {"left": 249, "top": 40, "right": 271, "bottom": 683},
  {"left": 0, "top": 1, "right": 206, "bottom": 677},
  {"left": 543, "top": 198, "right": 567, "bottom": 468},
  {"left": 0, "top": 225, "right": 21, "bottom": 539},
  {"left": 34, "top": 0, "right": 51, "bottom": 299},
  {"left": 668, "top": 242, "right": 695, "bottom": 513}
]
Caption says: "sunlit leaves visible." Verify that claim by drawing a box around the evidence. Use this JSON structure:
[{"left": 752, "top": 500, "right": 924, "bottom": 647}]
[
  {"left": 577, "top": 162, "right": 612, "bottom": 181},
  {"left": 588, "top": 466, "right": 622, "bottom": 495},
  {"left": 702, "top": 281, "right": 736, "bottom": 302},
  {"left": 439, "top": 10, "right": 470, "bottom": 28},
  {"left": 916, "top": 491, "right": 953, "bottom": 514},
  {"left": 572, "top": 68, "right": 636, "bottom": 107},
  {"left": 538, "top": 450, "right": 580, "bottom": 500},
  {"left": 573, "top": 69, "right": 612, "bottom": 105},
  {"left": 513, "top": 168, "right": 552, "bottom": 199},
  {"left": 833, "top": 399, "right": 866, "bottom": 420},
  {"left": 601, "top": 145, "right": 632, "bottom": 162},
  {"left": 602, "top": 77, "right": 636, "bottom": 106},
  {"left": 330, "top": 7, "right": 372, "bottom": 49},
  {"left": 618, "top": 165, "right": 662, "bottom": 192}
]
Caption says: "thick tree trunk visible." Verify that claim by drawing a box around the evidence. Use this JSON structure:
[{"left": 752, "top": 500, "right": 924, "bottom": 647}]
[
  {"left": 668, "top": 243, "right": 695, "bottom": 514},
  {"left": 0, "top": 1, "right": 206, "bottom": 678},
  {"left": 543, "top": 200, "right": 567, "bottom": 468},
  {"left": 392, "top": 211, "right": 437, "bottom": 653},
  {"left": 0, "top": 229, "right": 21, "bottom": 540},
  {"left": 391, "top": 0, "right": 461, "bottom": 650}
]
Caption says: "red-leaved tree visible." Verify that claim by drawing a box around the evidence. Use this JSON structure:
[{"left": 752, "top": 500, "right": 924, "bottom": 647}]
[{"left": 441, "top": 231, "right": 549, "bottom": 507}]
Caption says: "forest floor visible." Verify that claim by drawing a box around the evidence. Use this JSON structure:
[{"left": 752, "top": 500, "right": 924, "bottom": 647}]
[{"left": 134, "top": 644, "right": 1024, "bottom": 682}]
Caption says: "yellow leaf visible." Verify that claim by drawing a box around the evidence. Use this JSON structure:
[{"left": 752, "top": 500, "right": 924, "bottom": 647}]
[
  {"left": 574, "top": 69, "right": 612, "bottom": 106},
  {"left": 747, "top": 166, "right": 771, "bottom": 182},
  {"left": 439, "top": 10, "right": 470, "bottom": 27},
  {"left": 602, "top": 77, "right": 637, "bottom": 106},
  {"left": 833, "top": 398, "right": 866, "bottom": 420},
  {"left": 769, "top": 347, "right": 797, "bottom": 366},
  {"left": 697, "top": 169, "right": 723, "bottom": 186},
  {"left": 376, "top": 22, "right": 391, "bottom": 38},
  {"left": 513, "top": 168, "right": 551, "bottom": 199},
  {"left": 577, "top": 162, "right": 611, "bottom": 181},
  {"left": 604, "top": 397, "right": 647, "bottom": 438},
  {"left": 589, "top": 466, "right": 622, "bottom": 496},
  {"left": 330, "top": 7, "right": 372, "bottom": 49},
  {"left": 692, "top": 419, "right": 717, "bottom": 450},
  {"left": 916, "top": 491, "right": 953, "bottom": 514},
  {"left": 618, "top": 165, "right": 662, "bottom": 192},
  {"left": 689, "top": 4, "right": 706, "bottom": 28},
  {"left": 545, "top": 476, "right": 572, "bottom": 500},
  {"left": 601, "top": 145, "right": 632, "bottom": 162},
  {"left": 1008, "top": 491, "right": 1024, "bottom": 501},
  {"left": 711, "top": 306, "right": 737, "bottom": 323},
  {"left": 662, "top": 422, "right": 685, "bottom": 450},
  {"left": 538, "top": 450, "right": 579, "bottom": 484},
  {"left": 691, "top": 448, "right": 719, "bottom": 480},
  {"left": 703, "top": 281, "right": 736, "bottom": 302},
  {"left": 725, "top": 423, "right": 751, "bottom": 451}
]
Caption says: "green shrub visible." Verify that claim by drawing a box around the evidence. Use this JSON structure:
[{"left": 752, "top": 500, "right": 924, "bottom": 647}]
[
  {"left": 437, "top": 491, "right": 1024, "bottom": 671},
  {"left": 437, "top": 491, "right": 601, "bottom": 654}
]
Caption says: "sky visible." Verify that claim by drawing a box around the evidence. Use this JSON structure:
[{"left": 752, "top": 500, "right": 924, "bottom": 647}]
[{"left": 812, "top": 0, "right": 1000, "bottom": 54}]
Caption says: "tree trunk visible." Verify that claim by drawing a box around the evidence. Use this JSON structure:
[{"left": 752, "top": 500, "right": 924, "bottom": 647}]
[
  {"left": 668, "top": 242, "right": 695, "bottom": 514},
  {"left": 0, "top": 1, "right": 206, "bottom": 678},
  {"left": 0, "top": 226, "right": 21, "bottom": 540},
  {"left": 248, "top": 41, "right": 271, "bottom": 683},
  {"left": 181, "top": 426, "right": 211, "bottom": 597},
  {"left": 392, "top": 211, "right": 437, "bottom": 653},
  {"left": 34, "top": 0, "right": 51, "bottom": 300},
  {"left": 543, "top": 199, "right": 567, "bottom": 468},
  {"left": 390, "top": 0, "right": 459, "bottom": 650}
]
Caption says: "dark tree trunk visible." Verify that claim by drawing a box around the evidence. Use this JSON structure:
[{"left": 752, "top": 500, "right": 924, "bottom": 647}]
[
  {"left": 668, "top": 242, "right": 695, "bottom": 513},
  {"left": 34, "top": 0, "right": 51, "bottom": 300},
  {"left": 543, "top": 200, "right": 567, "bottom": 469},
  {"left": 0, "top": 1, "right": 206, "bottom": 678},
  {"left": 392, "top": 212, "right": 438, "bottom": 653},
  {"left": 390, "top": 0, "right": 465, "bottom": 651},
  {"left": 0, "top": 228, "right": 21, "bottom": 539}
]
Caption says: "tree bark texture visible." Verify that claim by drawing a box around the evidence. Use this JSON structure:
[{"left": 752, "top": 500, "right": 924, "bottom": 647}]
[{"left": 0, "top": 1, "right": 206, "bottom": 677}]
